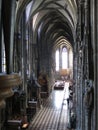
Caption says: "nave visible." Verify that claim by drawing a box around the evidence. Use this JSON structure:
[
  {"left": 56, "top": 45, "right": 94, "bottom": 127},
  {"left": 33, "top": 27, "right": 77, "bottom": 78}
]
[{"left": 28, "top": 82, "right": 70, "bottom": 130}]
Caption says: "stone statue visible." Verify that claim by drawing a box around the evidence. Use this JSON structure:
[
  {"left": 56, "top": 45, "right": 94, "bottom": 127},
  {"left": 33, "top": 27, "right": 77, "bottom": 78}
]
[{"left": 84, "top": 80, "right": 94, "bottom": 110}]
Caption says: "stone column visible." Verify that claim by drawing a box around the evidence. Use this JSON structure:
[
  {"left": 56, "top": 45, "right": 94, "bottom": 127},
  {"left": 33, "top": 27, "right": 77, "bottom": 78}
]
[
  {"left": 76, "top": 1, "right": 82, "bottom": 130},
  {"left": 21, "top": 11, "right": 27, "bottom": 91},
  {"left": 84, "top": 0, "right": 91, "bottom": 130},
  {"left": 2, "top": 0, "right": 16, "bottom": 73},
  {"left": 84, "top": 80, "right": 94, "bottom": 130},
  {"left": 0, "top": 0, "right": 22, "bottom": 109},
  {"left": 85, "top": 108, "right": 92, "bottom": 130},
  {"left": 93, "top": 0, "right": 98, "bottom": 130}
]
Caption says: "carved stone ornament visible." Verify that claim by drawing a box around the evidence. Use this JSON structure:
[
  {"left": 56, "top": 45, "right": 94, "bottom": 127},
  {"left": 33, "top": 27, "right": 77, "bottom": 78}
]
[
  {"left": 0, "top": 73, "right": 22, "bottom": 108},
  {"left": 84, "top": 80, "right": 94, "bottom": 110}
]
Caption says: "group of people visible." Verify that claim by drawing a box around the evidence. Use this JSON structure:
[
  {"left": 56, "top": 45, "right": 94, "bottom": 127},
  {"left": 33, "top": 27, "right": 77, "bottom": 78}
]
[{"left": 67, "top": 85, "right": 73, "bottom": 108}]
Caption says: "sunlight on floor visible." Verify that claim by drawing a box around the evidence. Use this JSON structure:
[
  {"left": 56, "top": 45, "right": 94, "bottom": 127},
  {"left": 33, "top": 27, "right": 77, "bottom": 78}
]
[
  {"left": 54, "top": 91, "right": 64, "bottom": 109},
  {"left": 29, "top": 81, "right": 70, "bottom": 130}
]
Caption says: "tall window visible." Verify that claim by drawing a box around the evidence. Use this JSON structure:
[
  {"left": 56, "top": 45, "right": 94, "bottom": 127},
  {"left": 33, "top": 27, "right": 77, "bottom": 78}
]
[
  {"left": 62, "top": 47, "right": 68, "bottom": 69},
  {"left": 55, "top": 50, "right": 59, "bottom": 71},
  {"left": 55, "top": 47, "right": 69, "bottom": 71}
]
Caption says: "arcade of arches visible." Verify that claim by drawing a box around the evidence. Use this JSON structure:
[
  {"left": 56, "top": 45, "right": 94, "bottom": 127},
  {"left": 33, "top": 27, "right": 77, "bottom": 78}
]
[{"left": 0, "top": 0, "right": 98, "bottom": 130}]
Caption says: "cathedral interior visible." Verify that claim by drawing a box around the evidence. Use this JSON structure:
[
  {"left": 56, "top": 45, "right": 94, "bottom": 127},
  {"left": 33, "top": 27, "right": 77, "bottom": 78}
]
[{"left": 0, "top": 0, "right": 98, "bottom": 130}]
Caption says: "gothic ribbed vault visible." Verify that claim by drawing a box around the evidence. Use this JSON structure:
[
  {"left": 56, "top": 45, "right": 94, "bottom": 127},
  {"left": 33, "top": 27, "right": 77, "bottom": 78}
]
[{"left": 16, "top": 0, "right": 77, "bottom": 50}]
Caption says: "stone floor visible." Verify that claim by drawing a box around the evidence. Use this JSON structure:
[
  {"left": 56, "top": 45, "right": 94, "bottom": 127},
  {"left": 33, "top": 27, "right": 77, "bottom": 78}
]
[{"left": 28, "top": 82, "right": 70, "bottom": 130}]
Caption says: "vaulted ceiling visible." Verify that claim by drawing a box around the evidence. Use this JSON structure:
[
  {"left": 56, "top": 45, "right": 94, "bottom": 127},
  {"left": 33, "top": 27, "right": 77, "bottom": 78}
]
[{"left": 16, "top": 0, "right": 78, "bottom": 50}]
